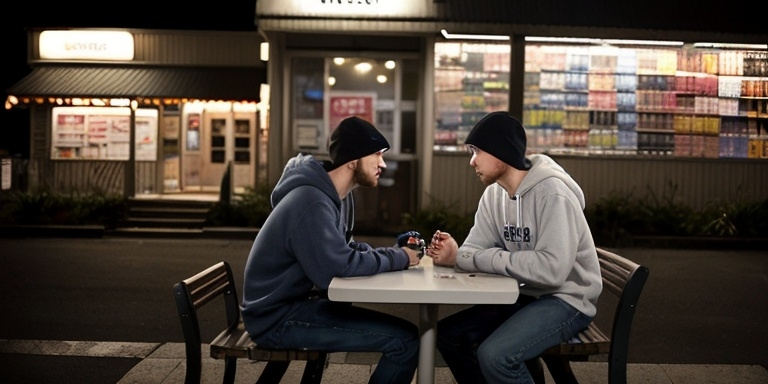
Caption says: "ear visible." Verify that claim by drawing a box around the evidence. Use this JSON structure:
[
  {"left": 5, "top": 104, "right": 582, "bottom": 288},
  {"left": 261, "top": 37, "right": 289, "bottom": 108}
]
[{"left": 349, "top": 160, "right": 358, "bottom": 169}]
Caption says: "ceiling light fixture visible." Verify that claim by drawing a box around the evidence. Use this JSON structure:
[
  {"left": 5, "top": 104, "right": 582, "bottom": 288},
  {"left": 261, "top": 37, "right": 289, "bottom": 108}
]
[
  {"left": 692, "top": 42, "right": 768, "bottom": 50},
  {"left": 441, "top": 29, "right": 509, "bottom": 41},
  {"left": 525, "top": 36, "right": 683, "bottom": 47},
  {"left": 602, "top": 39, "right": 684, "bottom": 47}
]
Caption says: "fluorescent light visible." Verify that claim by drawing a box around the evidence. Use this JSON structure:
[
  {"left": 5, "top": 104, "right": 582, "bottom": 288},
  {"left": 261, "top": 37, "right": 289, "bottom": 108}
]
[
  {"left": 260, "top": 42, "right": 269, "bottom": 61},
  {"left": 441, "top": 29, "right": 509, "bottom": 41},
  {"left": 525, "top": 36, "right": 601, "bottom": 44},
  {"left": 693, "top": 42, "right": 768, "bottom": 50},
  {"left": 526, "top": 36, "right": 683, "bottom": 47},
  {"left": 603, "top": 39, "right": 684, "bottom": 47}
]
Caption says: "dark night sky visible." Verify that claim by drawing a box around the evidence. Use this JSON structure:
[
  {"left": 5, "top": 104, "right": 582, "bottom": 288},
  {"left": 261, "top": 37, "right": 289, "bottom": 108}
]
[{"left": 0, "top": 2, "right": 258, "bottom": 157}]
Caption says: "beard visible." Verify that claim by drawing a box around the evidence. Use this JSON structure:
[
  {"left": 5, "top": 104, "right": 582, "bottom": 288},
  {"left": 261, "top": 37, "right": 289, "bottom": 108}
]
[
  {"left": 353, "top": 165, "right": 379, "bottom": 187},
  {"left": 476, "top": 163, "right": 505, "bottom": 186}
]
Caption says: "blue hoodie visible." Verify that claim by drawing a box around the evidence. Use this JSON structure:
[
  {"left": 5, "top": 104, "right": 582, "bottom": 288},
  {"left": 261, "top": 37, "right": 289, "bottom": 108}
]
[{"left": 241, "top": 153, "right": 411, "bottom": 340}]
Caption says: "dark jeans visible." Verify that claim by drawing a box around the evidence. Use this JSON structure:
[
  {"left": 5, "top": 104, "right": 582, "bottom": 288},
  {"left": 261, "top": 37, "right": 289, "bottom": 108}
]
[
  {"left": 255, "top": 298, "right": 419, "bottom": 384},
  {"left": 436, "top": 295, "right": 592, "bottom": 384}
]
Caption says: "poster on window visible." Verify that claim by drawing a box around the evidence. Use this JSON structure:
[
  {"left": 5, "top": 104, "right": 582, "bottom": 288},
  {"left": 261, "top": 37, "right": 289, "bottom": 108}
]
[
  {"left": 328, "top": 92, "right": 376, "bottom": 133},
  {"left": 135, "top": 115, "right": 158, "bottom": 161},
  {"left": 187, "top": 113, "right": 200, "bottom": 151}
]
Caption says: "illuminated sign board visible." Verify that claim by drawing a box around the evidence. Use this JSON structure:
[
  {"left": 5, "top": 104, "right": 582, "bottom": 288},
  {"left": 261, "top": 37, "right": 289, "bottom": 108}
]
[
  {"left": 39, "top": 30, "right": 135, "bottom": 61},
  {"left": 257, "top": 0, "right": 436, "bottom": 18}
]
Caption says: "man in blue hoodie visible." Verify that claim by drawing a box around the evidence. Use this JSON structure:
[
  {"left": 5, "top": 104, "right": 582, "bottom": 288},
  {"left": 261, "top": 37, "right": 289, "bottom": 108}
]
[
  {"left": 426, "top": 112, "right": 602, "bottom": 384},
  {"left": 241, "top": 116, "right": 422, "bottom": 384}
]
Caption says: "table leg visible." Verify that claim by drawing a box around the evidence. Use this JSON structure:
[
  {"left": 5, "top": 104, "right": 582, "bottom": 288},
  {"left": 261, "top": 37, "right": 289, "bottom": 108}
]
[{"left": 417, "top": 303, "right": 439, "bottom": 384}]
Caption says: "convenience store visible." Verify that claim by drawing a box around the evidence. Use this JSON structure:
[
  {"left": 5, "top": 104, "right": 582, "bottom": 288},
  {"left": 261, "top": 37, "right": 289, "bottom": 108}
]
[
  {"left": 255, "top": 0, "right": 767, "bottom": 233},
  {"left": 5, "top": 2, "right": 767, "bottom": 235}
]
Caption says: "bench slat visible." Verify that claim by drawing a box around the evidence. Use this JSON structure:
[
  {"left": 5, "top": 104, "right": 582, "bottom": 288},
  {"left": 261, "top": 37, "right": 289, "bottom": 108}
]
[
  {"left": 209, "top": 321, "right": 325, "bottom": 361},
  {"left": 537, "top": 248, "right": 649, "bottom": 384},
  {"left": 175, "top": 261, "right": 327, "bottom": 384}
]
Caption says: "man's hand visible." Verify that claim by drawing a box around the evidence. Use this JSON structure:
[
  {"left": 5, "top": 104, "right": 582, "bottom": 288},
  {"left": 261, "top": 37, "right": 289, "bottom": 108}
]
[
  {"left": 426, "top": 230, "right": 458, "bottom": 267},
  {"left": 397, "top": 230, "right": 426, "bottom": 265},
  {"left": 401, "top": 246, "right": 422, "bottom": 266}
]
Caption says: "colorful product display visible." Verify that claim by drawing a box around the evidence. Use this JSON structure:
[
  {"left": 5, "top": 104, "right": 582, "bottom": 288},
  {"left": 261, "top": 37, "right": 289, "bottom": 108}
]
[
  {"left": 520, "top": 45, "right": 767, "bottom": 159},
  {"left": 434, "top": 42, "right": 767, "bottom": 160}
]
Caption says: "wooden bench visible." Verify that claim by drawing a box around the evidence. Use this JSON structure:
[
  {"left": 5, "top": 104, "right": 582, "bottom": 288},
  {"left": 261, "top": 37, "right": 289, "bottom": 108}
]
[
  {"left": 533, "top": 247, "right": 650, "bottom": 384},
  {"left": 173, "top": 261, "right": 328, "bottom": 384}
]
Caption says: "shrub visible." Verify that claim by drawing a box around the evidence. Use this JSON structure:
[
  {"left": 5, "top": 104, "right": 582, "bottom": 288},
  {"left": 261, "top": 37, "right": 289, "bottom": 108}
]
[
  {"left": 401, "top": 197, "right": 474, "bottom": 245},
  {"left": 205, "top": 185, "right": 273, "bottom": 228},
  {"left": 585, "top": 182, "right": 768, "bottom": 245},
  {"left": 0, "top": 188, "right": 128, "bottom": 228},
  {"left": 699, "top": 198, "right": 768, "bottom": 237}
]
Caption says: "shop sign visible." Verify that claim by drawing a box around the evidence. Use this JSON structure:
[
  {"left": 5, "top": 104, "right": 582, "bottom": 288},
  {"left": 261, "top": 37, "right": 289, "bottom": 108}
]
[
  {"left": 258, "top": 0, "right": 436, "bottom": 18},
  {"left": 39, "top": 30, "right": 134, "bottom": 61},
  {"left": 328, "top": 92, "right": 376, "bottom": 133}
]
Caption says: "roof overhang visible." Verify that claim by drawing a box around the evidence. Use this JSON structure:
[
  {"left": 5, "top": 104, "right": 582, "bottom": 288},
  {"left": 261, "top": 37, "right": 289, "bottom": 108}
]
[{"left": 6, "top": 65, "right": 266, "bottom": 108}]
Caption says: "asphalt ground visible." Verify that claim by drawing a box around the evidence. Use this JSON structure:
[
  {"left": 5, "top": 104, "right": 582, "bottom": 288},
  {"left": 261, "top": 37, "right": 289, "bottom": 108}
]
[{"left": 0, "top": 235, "right": 766, "bottom": 383}]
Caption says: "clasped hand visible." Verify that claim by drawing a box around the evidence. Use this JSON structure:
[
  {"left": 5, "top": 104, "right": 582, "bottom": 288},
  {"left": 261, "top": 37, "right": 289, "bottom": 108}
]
[{"left": 426, "top": 230, "right": 458, "bottom": 267}]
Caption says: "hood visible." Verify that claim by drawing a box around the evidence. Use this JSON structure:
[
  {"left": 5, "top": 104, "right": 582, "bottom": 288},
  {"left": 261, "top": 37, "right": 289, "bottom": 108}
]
[
  {"left": 270, "top": 153, "right": 340, "bottom": 209},
  {"left": 517, "top": 154, "right": 586, "bottom": 209}
]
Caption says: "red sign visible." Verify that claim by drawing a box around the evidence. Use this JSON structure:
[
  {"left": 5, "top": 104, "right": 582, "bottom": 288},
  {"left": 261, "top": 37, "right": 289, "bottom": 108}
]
[{"left": 328, "top": 92, "right": 376, "bottom": 132}]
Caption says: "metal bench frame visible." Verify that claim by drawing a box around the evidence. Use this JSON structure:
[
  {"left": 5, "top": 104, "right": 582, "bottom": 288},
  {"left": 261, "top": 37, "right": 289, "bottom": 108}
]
[
  {"left": 535, "top": 247, "right": 650, "bottom": 384},
  {"left": 173, "top": 261, "right": 327, "bottom": 384}
]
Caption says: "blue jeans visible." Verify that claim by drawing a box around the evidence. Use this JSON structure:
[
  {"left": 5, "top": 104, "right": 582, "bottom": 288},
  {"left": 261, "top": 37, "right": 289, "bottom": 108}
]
[
  {"left": 436, "top": 295, "right": 592, "bottom": 384},
  {"left": 254, "top": 298, "right": 419, "bottom": 384}
]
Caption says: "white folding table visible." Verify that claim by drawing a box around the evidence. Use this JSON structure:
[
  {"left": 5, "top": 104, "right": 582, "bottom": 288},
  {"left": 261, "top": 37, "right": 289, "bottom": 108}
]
[{"left": 328, "top": 257, "right": 519, "bottom": 384}]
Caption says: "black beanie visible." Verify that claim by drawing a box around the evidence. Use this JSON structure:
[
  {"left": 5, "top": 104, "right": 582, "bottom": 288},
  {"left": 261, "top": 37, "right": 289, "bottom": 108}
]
[
  {"left": 327, "top": 116, "right": 390, "bottom": 170},
  {"left": 464, "top": 112, "right": 532, "bottom": 171}
]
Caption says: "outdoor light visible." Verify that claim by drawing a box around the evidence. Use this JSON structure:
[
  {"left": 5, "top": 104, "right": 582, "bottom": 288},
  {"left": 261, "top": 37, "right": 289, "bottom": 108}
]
[
  {"left": 525, "top": 36, "right": 684, "bottom": 47},
  {"left": 441, "top": 29, "right": 509, "bottom": 41},
  {"left": 260, "top": 42, "right": 269, "bottom": 61},
  {"left": 693, "top": 42, "right": 768, "bottom": 50}
]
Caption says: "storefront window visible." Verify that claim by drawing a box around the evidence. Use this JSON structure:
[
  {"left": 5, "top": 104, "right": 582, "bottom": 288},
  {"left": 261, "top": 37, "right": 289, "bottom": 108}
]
[
  {"left": 434, "top": 42, "right": 510, "bottom": 151},
  {"left": 290, "top": 55, "right": 413, "bottom": 155},
  {"left": 433, "top": 40, "right": 767, "bottom": 160},
  {"left": 51, "top": 106, "right": 158, "bottom": 161},
  {"left": 523, "top": 43, "right": 768, "bottom": 159}
]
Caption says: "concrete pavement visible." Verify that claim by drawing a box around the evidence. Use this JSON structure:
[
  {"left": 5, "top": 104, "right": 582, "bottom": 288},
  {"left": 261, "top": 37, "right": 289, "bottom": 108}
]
[
  {"left": 92, "top": 233, "right": 768, "bottom": 383},
  {"left": 1, "top": 232, "right": 766, "bottom": 383},
  {"left": 2, "top": 339, "right": 766, "bottom": 383}
]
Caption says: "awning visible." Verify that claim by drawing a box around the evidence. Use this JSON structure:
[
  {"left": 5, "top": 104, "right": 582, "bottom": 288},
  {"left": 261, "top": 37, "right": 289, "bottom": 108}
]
[{"left": 7, "top": 65, "right": 266, "bottom": 104}]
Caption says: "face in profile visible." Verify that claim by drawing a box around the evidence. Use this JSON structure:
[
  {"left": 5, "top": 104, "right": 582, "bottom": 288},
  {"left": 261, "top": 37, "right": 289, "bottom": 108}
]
[
  {"left": 467, "top": 145, "right": 506, "bottom": 186},
  {"left": 353, "top": 151, "right": 387, "bottom": 187}
]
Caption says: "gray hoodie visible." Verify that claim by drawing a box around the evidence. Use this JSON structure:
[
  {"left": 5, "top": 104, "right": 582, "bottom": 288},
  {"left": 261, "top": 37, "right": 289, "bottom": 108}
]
[{"left": 456, "top": 153, "right": 602, "bottom": 317}]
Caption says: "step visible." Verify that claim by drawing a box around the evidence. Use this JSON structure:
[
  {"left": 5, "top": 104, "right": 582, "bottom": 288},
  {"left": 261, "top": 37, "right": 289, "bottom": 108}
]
[
  {"left": 108, "top": 227, "right": 205, "bottom": 239},
  {"left": 128, "top": 206, "right": 210, "bottom": 219},
  {"left": 121, "top": 217, "right": 207, "bottom": 229}
]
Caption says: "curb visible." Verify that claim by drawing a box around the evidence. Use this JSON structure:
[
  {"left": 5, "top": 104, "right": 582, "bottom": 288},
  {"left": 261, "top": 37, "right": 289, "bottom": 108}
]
[
  {"left": 2, "top": 225, "right": 767, "bottom": 250},
  {"left": 0, "top": 224, "right": 105, "bottom": 238}
]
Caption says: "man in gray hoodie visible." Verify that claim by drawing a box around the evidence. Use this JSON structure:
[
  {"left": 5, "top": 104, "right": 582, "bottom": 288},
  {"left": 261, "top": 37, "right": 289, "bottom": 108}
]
[
  {"left": 426, "top": 111, "right": 602, "bottom": 384},
  {"left": 241, "top": 116, "right": 422, "bottom": 384}
]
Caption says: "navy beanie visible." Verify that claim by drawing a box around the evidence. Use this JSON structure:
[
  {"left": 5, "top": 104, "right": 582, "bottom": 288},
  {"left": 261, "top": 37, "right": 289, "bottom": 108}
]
[
  {"left": 465, "top": 112, "right": 532, "bottom": 171},
  {"left": 327, "top": 116, "right": 390, "bottom": 170}
]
